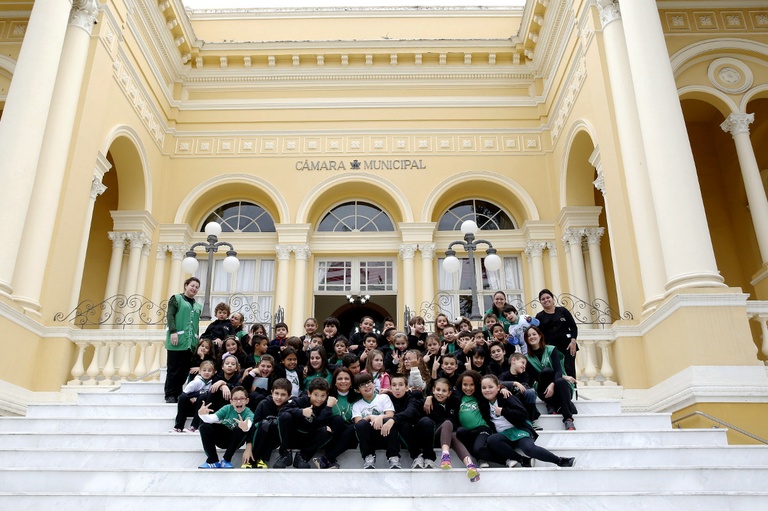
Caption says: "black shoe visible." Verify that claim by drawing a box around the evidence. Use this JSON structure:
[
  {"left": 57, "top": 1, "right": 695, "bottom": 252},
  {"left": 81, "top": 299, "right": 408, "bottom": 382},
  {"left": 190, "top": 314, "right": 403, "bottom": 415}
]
[
  {"left": 557, "top": 457, "right": 575, "bottom": 467},
  {"left": 273, "top": 452, "right": 292, "bottom": 469},
  {"left": 293, "top": 453, "right": 311, "bottom": 469},
  {"left": 521, "top": 457, "right": 534, "bottom": 468},
  {"left": 165, "top": 396, "right": 177, "bottom": 404}
]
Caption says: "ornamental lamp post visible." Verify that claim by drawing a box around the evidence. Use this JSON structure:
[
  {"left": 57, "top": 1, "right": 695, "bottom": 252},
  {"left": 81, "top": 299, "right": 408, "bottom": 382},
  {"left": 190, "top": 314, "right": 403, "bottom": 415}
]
[
  {"left": 181, "top": 221, "right": 240, "bottom": 320},
  {"left": 442, "top": 220, "right": 502, "bottom": 321}
]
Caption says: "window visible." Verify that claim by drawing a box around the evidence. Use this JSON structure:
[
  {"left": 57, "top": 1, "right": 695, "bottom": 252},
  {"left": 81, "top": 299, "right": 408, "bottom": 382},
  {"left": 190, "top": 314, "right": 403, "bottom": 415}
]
[
  {"left": 194, "top": 258, "right": 275, "bottom": 324},
  {"left": 316, "top": 259, "right": 396, "bottom": 294},
  {"left": 438, "top": 199, "right": 516, "bottom": 231},
  {"left": 202, "top": 201, "right": 276, "bottom": 233},
  {"left": 317, "top": 201, "right": 395, "bottom": 232},
  {"left": 437, "top": 256, "right": 523, "bottom": 320}
]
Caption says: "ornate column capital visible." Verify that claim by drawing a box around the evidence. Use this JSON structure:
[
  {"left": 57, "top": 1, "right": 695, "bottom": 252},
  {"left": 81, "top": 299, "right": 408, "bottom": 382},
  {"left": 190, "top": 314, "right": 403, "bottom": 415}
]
[
  {"left": 294, "top": 244, "right": 312, "bottom": 261},
  {"left": 89, "top": 177, "right": 107, "bottom": 200},
  {"left": 124, "top": 232, "right": 150, "bottom": 249},
  {"left": 156, "top": 245, "right": 170, "bottom": 259},
  {"left": 562, "top": 228, "right": 585, "bottom": 247},
  {"left": 69, "top": 0, "right": 99, "bottom": 34},
  {"left": 720, "top": 112, "right": 754, "bottom": 137},
  {"left": 585, "top": 227, "right": 605, "bottom": 245},
  {"left": 108, "top": 231, "right": 125, "bottom": 250},
  {"left": 419, "top": 243, "right": 437, "bottom": 259},
  {"left": 524, "top": 241, "right": 547, "bottom": 258},
  {"left": 169, "top": 244, "right": 188, "bottom": 260},
  {"left": 546, "top": 241, "right": 558, "bottom": 257},
  {"left": 276, "top": 244, "right": 293, "bottom": 261},
  {"left": 399, "top": 243, "right": 418, "bottom": 260},
  {"left": 597, "top": 0, "right": 621, "bottom": 29}
]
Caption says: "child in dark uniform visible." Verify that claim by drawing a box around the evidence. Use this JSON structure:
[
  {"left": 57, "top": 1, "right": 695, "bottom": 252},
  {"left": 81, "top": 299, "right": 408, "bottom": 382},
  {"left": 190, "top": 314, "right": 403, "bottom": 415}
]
[{"left": 240, "top": 378, "right": 292, "bottom": 469}]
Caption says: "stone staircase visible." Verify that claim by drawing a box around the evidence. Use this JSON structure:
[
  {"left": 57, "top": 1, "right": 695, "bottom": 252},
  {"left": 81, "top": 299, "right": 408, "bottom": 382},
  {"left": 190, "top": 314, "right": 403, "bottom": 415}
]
[{"left": 0, "top": 381, "right": 766, "bottom": 510}]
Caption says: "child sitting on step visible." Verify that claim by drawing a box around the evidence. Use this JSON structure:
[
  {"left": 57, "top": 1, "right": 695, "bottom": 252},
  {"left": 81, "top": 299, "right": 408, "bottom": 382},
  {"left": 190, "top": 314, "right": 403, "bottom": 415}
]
[
  {"left": 171, "top": 360, "right": 215, "bottom": 433},
  {"left": 197, "top": 386, "right": 253, "bottom": 469}
]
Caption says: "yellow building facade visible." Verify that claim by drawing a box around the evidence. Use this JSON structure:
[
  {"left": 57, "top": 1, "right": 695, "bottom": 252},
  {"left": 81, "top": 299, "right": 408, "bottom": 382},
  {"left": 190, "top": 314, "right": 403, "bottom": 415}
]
[{"left": 0, "top": 0, "right": 767, "bottom": 441}]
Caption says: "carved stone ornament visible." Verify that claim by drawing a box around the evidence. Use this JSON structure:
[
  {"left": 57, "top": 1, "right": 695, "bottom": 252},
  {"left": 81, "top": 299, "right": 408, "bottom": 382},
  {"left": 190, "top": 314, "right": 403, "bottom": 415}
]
[
  {"left": 593, "top": 169, "right": 606, "bottom": 197},
  {"left": 720, "top": 113, "right": 754, "bottom": 138},
  {"left": 524, "top": 241, "right": 547, "bottom": 258},
  {"left": 89, "top": 177, "right": 107, "bottom": 200},
  {"left": 399, "top": 244, "right": 418, "bottom": 260},
  {"left": 69, "top": 0, "right": 99, "bottom": 34},
  {"left": 275, "top": 245, "right": 293, "bottom": 260},
  {"left": 708, "top": 58, "right": 752, "bottom": 95},
  {"left": 294, "top": 245, "right": 312, "bottom": 261},
  {"left": 596, "top": 0, "right": 621, "bottom": 29},
  {"left": 419, "top": 243, "right": 436, "bottom": 259}
]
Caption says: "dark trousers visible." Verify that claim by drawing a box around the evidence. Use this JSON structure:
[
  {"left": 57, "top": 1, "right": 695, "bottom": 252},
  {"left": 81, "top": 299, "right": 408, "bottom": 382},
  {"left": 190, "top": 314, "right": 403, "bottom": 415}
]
[
  {"left": 487, "top": 434, "right": 560, "bottom": 465},
  {"left": 455, "top": 426, "right": 492, "bottom": 462},
  {"left": 411, "top": 416, "right": 437, "bottom": 460},
  {"left": 277, "top": 413, "right": 331, "bottom": 461},
  {"left": 536, "top": 367, "right": 577, "bottom": 420},
  {"left": 354, "top": 418, "right": 400, "bottom": 459},
  {"left": 199, "top": 422, "right": 248, "bottom": 463},
  {"left": 165, "top": 349, "right": 192, "bottom": 400},
  {"left": 325, "top": 415, "right": 358, "bottom": 462},
  {"left": 251, "top": 418, "right": 280, "bottom": 462},
  {"left": 551, "top": 342, "right": 577, "bottom": 379},
  {"left": 174, "top": 392, "right": 203, "bottom": 430}
]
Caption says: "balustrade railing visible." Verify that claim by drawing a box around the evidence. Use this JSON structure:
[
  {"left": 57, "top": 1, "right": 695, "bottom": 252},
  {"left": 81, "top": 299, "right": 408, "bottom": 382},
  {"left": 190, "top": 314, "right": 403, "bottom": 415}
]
[{"left": 746, "top": 300, "right": 768, "bottom": 363}]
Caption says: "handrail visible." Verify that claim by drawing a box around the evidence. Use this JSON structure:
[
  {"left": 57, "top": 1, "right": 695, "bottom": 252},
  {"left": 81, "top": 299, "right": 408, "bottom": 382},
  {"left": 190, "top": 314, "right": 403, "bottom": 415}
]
[{"left": 672, "top": 411, "right": 768, "bottom": 445}]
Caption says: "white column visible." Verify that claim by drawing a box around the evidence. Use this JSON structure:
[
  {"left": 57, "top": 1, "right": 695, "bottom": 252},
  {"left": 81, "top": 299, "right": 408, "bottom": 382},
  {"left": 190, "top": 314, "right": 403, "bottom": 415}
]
[
  {"left": 274, "top": 245, "right": 293, "bottom": 316},
  {"left": 11, "top": 1, "right": 99, "bottom": 312},
  {"left": 150, "top": 246, "right": 169, "bottom": 307},
  {"left": 547, "top": 242, "right": 562, "bottom": 297},
  {"left": 585, "top": 228, "right": 610, "bottom": 305},
  {"left": 419, "top": 243, "right": 436, "bottom": 317},
  {"left": 136, "top": 243, "right": 151, "bottom": 299},
  {"left": 564, "top": 229, "right": 590, "bottom": 301},
  {"left": 596, "top": 0, "right": 667, "bottom": 309},
  {"left": 620, "top": 0, "right": 724, "bottom": 292},
  {"left": 67, "top": 163, "right": 110, "bottom": 312},
  {"left": 166, "top": 245, "right": 186, "bottom": 298},
  {"left": 291, "top": 245, "right": 311, "bottom": 333},
  {"left": 104, "top": 233, "right": 126, "bottom": 301},
  {"left": 400, "top": 244, "right": 417, "bottom": 314},
  {"left": 721, "top": 113, "right": 768, "bottom": 264},
  {"left": 0, "top": 0, "right": 73, "bottom": 297},
  {"left": 525, "top": 241, "right": 547, "bottom": 301},
  {"left": 122, "top": 233, "right": 148, "bottom": 298}
]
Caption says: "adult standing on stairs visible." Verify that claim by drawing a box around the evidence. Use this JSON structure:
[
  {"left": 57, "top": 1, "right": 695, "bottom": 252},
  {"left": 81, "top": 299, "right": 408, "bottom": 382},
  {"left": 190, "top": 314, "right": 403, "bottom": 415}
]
[{"left": 165, "top": 277, "right": 203, "bottom": 403}]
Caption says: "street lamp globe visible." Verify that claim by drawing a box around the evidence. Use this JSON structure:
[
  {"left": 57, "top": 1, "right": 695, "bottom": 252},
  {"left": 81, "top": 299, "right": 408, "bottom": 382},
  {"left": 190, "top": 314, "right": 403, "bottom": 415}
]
[
  {"left": 484, "top": 252, "right": 502, "bottom": 272},
  {"left": 443, "top": 254, "right": 461, "bottom": 274},
  {"left": 204, "top": 221, "right": 222, "bottom": 237},
  {"left": 222, "top": 254, "right": 240, "bottom": 273},
  {"left": 181, "top": 255, "right": 199, "bottom": 274},
  {"left": 460, "top": 219, "right": 479, "bottom": 236}
]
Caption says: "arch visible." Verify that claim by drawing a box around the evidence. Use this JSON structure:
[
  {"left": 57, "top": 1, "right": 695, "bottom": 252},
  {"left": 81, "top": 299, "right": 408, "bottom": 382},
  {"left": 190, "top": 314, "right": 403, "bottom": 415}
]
[
  {"left": 678, "top": 85, "right": 739, "bottom": 117},
  {"left": 0, "top": 54, "right": 16, "bottom": 74},
  {"left": 175, "top": 174, "right": 290, "bottom": 227},
  {"left": 296, "top": 173, "right": 412, "bottom": 226},
  {"left": 317, "top": 200, "right": 395, "bottom": 232},
  {"left": 560, "top": 120, "right": 599, "bottom": 208},
  {"left": 670, "top": 38, "right": 768, "bottom": 75},
  {"left": 101, "top": 125, "right": 151, "bottom": 211},
  {"left": 421, "top": 170, "right": 539, "bottom": 224},
  {"left": 743, "top": 84, "right": 768, "bottom": 110}
]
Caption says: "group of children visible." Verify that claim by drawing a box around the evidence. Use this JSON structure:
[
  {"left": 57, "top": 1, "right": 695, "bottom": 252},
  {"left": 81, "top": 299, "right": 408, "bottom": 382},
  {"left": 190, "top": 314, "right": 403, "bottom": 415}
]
[{"left": 169, "top": 305, "right": 578, "bottom": 479}]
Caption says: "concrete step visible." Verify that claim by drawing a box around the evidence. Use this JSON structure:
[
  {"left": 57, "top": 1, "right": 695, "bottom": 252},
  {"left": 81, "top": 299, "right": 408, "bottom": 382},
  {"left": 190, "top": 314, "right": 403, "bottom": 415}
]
[
  {"left": 23, "top": 404, "right": 666, "bottom": 430},
  {"left": 0, "top": 493, "right": 765, "bottom": 511},
  {"left": 0, "top": 428, "right": 729, "bottom": 450},
  {"left": 2, "top": 466, "right": 766, "bottom": 494},
  {"left": 2, "top": 445, "right": 766, "bottom": 470}
]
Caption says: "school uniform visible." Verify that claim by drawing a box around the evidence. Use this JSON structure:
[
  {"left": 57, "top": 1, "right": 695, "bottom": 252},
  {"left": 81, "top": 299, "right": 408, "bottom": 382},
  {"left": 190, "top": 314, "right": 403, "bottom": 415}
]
[{"left": 277, "top": 395, "right": 333, "bottom": 462}]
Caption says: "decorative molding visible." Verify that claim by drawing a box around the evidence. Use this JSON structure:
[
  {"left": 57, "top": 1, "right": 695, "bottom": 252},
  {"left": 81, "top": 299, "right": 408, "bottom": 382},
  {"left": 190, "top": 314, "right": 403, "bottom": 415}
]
[
  {"left": 551, "top": 55, "right": 587, "bottom": 143},
  {"left": 419, "top": 243, "right": 436, "bottom": 259},
  {"left": 89, "top": 178, "right": 107, "bottom": 200},
  {"left": 585, "top": 227, "right": 605, "bottom": 245},
  {"left": 275, "top": 245, "right": 293, "bottom": 260},
  {"left": 108, "top": 232, "right": 126, "bottom": 250},
  {"left": 168, "top": 244, "right": 188, "bottom": 260},
  {"left": 707, "top": 57, "right": 753, "bottom": 94},
  {"left": 293, "top": 245, "right": 312, "bottom": 260},
  {"left": 593, "top": 169, "right": 606, "bottom": 196},
  {"left": 399, "top": 243, "right": 418, "bottom": 260},
  {"left": 524, "top": 241, "right": 547, "bottom": 258},
  {"left": 720, "top": 112, "right": 754, "bottom": 137},
  {"left": 111, "top": 50, "right": 166, "bottom": 148},
  {"left": 661, "top": 8, "right": 767, "bottom": 33},
  {"left": 69, "top": 0, "right": 99, "bottom": 34},
  {"left": 596, "top": 0, "right": 621, "bottom": 29}
]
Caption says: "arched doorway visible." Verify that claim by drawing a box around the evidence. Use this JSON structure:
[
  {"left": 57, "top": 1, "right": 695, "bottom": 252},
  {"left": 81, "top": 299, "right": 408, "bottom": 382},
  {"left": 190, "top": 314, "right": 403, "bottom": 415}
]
[{"left": 316, "top": 297, "right": 396, "bottom": 338}]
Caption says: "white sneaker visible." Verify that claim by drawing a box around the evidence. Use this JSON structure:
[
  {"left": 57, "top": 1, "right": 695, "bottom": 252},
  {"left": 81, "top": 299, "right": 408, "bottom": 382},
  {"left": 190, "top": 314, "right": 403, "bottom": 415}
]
[
  {"left": 423, "top": 458, "right": 436, "bottom": 469},
  {"left": 363, "top": 454, "right": 376, "bottom": 469},
  {"left": 478, "top": 460, "right": 490, "bottom": 468},
  {"left": 411, "top": 454, "right": 425, "bottom": 469},
  {"left": 388, "top": 456, "right": 402, "bottom": 469},
  {"left": 506, "top": 459, "right": 521, "bottom": 468}
]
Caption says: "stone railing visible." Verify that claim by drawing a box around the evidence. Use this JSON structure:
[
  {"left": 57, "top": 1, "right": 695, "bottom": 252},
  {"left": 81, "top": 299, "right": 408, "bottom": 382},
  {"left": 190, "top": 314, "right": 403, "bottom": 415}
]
[
  {"left": 746, "top": 300, "right": 768, "bottom": 363},
  {"left": 574, "top": 329, "right": 618, "bottom": 387},
  {"left": 66, "top": 329, "right": 166, "bottom": 386}
]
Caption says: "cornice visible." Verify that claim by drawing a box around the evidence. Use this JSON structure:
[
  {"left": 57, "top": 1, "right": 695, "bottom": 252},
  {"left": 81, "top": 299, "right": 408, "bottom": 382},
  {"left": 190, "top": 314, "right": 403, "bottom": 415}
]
[{"left": 186, "top": 6, "right": 525, "bottom": 20}]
